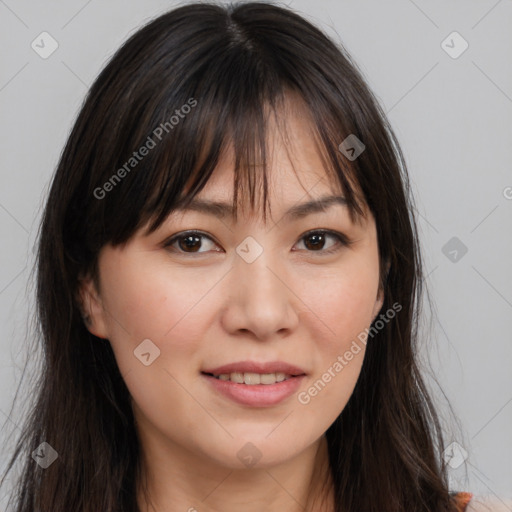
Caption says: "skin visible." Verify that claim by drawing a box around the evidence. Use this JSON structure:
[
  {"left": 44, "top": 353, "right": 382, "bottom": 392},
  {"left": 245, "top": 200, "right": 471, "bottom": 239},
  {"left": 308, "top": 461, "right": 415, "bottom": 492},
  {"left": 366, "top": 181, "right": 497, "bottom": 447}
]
[{"left": 80, "top": 102, "right": 384, "bottom": 512}]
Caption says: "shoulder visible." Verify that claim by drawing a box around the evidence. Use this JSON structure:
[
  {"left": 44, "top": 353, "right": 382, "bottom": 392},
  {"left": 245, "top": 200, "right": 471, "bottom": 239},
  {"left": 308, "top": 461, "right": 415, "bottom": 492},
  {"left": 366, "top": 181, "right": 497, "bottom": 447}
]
[
  {"left": 464, "top": 496, "right": 512, "bottom": 512},
  {"left": 453, "top": 492, "right": 473, "bottom": 511}
]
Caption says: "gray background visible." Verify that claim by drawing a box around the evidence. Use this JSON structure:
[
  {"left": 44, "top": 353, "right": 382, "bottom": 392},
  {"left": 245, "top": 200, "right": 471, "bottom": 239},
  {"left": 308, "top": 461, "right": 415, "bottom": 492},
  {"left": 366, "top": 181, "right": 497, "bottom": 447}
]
[{"left": 0, "top": 0, "right": 511, "bottom": 508}]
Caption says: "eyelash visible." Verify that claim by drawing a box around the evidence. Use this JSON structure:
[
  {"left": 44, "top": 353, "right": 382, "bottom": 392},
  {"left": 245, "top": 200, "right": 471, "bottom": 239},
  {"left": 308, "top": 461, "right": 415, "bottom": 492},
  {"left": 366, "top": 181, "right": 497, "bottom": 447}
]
[{"left": 163, "top": 229, "right": 353, "bottom": 257}]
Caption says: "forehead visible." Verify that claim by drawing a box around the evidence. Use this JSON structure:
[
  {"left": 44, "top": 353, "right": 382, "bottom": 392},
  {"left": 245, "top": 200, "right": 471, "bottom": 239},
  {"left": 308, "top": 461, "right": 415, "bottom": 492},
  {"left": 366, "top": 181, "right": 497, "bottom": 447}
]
[
  {"left": 192, "top": 103, "right": 344, "bottom": 200},
  {"left": 198, "top": 153, "right": 340, "bottom": 202},
  {"left": 168, "top": 157, "right": 371, "bottom": 230},
  {"left": 176, "top": 126, "right": 347, "bottom": 218},
  {"left": 141, "top": 92, "right": 369, "bottom": 234}
]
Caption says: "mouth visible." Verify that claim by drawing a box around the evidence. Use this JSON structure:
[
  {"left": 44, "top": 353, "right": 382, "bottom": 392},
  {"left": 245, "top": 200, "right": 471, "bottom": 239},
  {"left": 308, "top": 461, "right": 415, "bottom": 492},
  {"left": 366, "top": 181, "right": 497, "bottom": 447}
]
[
  {"left": 200, "top": 360, "right": 307, "bottom": 384},
  {"left": 201, "top": 371, "right": 299, "bottom": 385},
  {"left": 201, "top": 368, "right": 306, "bottom": 407}
]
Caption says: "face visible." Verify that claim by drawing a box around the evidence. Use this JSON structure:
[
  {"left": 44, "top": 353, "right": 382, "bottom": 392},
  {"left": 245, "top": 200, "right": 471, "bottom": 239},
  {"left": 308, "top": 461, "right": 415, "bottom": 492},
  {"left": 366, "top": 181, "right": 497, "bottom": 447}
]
[{"left": 80, "top": 106, "right": 384, "bottom": 473}]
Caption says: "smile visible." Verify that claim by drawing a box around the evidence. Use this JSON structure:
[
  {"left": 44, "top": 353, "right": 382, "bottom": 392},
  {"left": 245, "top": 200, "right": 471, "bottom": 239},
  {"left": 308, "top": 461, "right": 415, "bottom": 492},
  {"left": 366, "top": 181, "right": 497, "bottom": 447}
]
[
  {"left": 204, "top": 371, "right": 294, "bottom": 385},
  {"left": 201, "top": 372, "right": 305, "bottom": 407}
]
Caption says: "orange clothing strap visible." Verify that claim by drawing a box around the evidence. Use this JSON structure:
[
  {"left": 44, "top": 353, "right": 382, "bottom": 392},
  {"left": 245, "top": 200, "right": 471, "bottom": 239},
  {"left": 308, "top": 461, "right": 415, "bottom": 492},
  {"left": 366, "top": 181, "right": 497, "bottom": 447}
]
[{"left": 454, "top": 492, "right": 473, "bottom": 511}]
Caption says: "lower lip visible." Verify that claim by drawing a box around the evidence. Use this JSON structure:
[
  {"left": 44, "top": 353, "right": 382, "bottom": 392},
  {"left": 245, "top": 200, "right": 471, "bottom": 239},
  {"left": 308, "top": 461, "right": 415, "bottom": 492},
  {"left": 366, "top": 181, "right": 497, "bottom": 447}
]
[{"left": 201, "top": 373, "right": 306, "bottom": 407}]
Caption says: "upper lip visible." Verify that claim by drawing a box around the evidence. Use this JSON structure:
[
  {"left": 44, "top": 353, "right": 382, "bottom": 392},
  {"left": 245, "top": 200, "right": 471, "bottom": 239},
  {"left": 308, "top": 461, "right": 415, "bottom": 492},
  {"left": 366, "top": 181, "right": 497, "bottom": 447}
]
[{"left": 202, "top": 361, "right": 307, "bottom": 376}]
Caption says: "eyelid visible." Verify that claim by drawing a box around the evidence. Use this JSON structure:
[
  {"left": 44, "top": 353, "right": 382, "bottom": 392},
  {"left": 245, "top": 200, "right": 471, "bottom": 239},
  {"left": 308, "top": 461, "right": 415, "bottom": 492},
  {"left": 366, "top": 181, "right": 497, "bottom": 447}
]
[
  {"left": 161, "top": 230, "right": 220, "bottom": 253},
  {"left": 299, "top": 228, "right": 353, "bottom": 248},
  {"left": 162, "top": 228, "right": 354, "bottom": 255},
  {"left": 293, "top": 229, "right": 354, "bottom": 256}
]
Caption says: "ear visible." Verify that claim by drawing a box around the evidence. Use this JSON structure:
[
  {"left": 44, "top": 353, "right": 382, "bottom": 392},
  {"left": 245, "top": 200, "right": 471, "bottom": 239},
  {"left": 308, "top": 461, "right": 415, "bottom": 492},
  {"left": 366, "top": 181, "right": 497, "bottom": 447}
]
[
  {"left": 371, "top": 260, "right": 390, "bottom": 320},
  {"left": 77, "top": 274, "right": 109, "bottom": 339},
  {"left": 371, "top": 286, "right": 385, "bottom": 320}
]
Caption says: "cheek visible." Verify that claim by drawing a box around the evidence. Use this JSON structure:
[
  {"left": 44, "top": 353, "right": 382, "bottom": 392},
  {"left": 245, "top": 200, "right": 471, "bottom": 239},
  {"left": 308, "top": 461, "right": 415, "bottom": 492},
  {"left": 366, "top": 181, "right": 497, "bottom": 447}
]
[
  {"left": 292, "top": 276, "right": 378, "bottom": 432},
  {"left": 96, "top": 254, "right": 214, "bottom": 429},
  {"left": 293, "top": 248, "right": 380, "bottom": 418},
  {"left": 305, "top": 255, "right": 380, "bottom": 352},
  {"left": 98, "top": 252, "right": 219, "bottom": 371}
]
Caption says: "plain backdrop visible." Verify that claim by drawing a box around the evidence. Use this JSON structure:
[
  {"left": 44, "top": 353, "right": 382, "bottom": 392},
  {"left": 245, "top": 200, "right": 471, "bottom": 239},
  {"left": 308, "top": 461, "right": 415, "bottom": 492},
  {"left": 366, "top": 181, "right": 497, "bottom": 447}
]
[{"left": 0, "top": 0, "right": 511, "bottom": 508}]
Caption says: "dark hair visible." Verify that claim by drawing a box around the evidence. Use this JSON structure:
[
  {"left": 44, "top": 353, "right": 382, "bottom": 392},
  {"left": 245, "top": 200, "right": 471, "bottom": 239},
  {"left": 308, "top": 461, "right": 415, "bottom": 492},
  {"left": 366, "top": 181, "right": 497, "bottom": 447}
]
[{"left": 1, "top": 2, "right": 459, "bottom": 510}]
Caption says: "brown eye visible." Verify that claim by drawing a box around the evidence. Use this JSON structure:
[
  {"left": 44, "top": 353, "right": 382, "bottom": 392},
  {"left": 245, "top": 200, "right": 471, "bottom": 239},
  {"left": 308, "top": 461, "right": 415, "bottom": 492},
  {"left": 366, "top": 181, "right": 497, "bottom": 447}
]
[
  {"left": 303, "top": 232, "right": 328, "bottom": 250},
  {"left": 163, "top": 229, "right": 351, "bottom": 257},
  {"left": 294, "top": 230, "right": 351, "bottom": 255},
  {"left": 177, "top": 234, "right": 202, "bottom": 252},
  {"left": 164, "top": 231, "right": 219, "bottom": 254}
]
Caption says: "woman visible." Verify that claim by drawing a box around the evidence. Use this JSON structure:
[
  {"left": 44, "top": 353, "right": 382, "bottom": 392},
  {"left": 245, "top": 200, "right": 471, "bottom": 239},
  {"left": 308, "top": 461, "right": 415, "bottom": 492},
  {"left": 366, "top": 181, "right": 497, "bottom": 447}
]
[{"left": 1, "top": 2, "right": 478, "bottom": 510}]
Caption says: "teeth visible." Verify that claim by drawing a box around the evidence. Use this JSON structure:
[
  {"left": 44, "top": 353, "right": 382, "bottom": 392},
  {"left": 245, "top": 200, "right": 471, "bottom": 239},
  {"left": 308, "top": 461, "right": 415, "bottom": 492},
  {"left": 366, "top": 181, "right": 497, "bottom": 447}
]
[
  {"left": 231, "top": 372, "right": 244, "bottom": 384},
  {"left": 214, "top": 372, "right": 291, "bottom": 384},
  {"left": 244, "top": 372, "right": 260, "bottom": 385}
]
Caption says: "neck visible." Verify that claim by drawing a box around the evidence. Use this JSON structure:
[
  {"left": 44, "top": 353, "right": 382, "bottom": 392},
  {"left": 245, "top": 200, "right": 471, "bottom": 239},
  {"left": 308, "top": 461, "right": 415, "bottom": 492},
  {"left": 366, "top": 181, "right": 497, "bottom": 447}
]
[{"left": 136, "top": 430, "right": 334, "bottom": 512}]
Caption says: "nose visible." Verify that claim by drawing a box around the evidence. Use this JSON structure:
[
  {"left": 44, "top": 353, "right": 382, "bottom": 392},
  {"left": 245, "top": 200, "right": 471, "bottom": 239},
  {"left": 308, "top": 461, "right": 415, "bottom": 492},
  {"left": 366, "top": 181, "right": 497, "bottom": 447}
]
[{"left": 220, "top": 245, "right": 299, "bottom": 341}]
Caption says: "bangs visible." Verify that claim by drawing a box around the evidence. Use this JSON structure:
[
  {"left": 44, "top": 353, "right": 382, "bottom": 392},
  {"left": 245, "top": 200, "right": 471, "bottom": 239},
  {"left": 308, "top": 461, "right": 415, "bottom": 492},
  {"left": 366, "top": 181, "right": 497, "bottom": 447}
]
[
  {"left": 139, "top": 90, "right": 366, "bottom": 239},
  {"left": 82, "top": 3, "right": 373, "bottom": 252}
]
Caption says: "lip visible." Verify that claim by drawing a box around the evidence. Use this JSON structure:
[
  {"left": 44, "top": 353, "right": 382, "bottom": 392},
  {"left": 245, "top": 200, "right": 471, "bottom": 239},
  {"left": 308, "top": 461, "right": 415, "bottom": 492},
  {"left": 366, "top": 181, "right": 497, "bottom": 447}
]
[
  {"left": 201, "top": 360, "right": 307, "bottom": 407},
  {"left": 201, "top": 373, "right": 306, "bottom": 407},
  {"left": 201, "top": 360, "right": 307, "bottom": 376}
]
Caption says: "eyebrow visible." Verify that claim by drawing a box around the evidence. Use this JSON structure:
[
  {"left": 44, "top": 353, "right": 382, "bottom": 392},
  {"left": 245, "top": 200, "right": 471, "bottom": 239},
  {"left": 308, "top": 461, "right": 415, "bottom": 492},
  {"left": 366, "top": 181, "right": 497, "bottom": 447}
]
[{"left": 173, "top": 195, "right": 348, "bottom": 221}]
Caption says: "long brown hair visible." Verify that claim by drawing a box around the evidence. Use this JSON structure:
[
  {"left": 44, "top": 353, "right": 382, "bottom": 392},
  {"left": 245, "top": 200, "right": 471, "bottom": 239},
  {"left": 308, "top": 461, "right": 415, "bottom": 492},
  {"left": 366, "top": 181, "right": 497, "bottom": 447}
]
[{"left": 1, "top": 2, "right": 459, "bottom": 510}]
